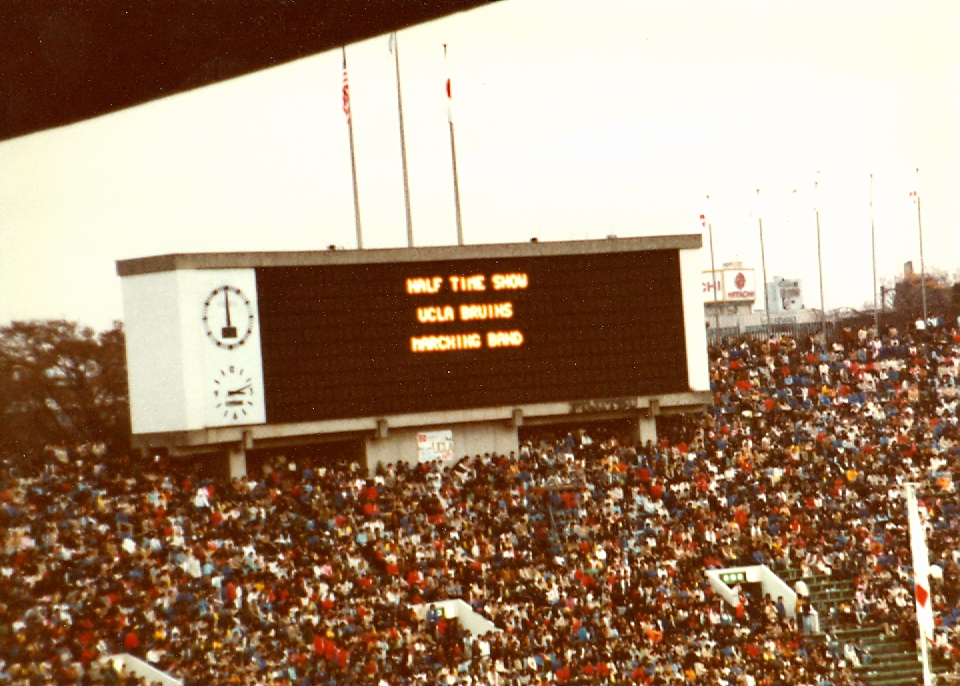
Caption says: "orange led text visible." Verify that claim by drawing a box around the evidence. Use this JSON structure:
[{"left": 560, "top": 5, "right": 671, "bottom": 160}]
[
  {"left": 492, "top": 273, "right": 529, "bottom": 290},
  {"left": 406, "top": 277, "right": 444, "bottom": 295},
  {"left": 459, "top": 302, "right": 513, "bottom": 321},
  {"left": 417, "top": 306, "right": 456, "bottom": 324},
  {"left": 486, "top": 330, "right": 524, "bottom": 348},
  {"left": 449, "top": 275, "right": 486, "bottom": 292},
  {"left": 411, "top": 333, "right": 483, "bottom": 353}
]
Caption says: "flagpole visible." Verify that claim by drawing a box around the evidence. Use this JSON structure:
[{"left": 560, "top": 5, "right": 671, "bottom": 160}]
[
  {"left": 915, "top": 168, "right": 928, "bottom": 324},
  {"left": 444, "top": 44, "right": 464, "bottom": 246},
  {"left": 391, "top": 33, "right": 414, "bottom": 248},
  {"left": 905, "top": 482, "right": 935, "bottom": 686},
  {"left": 757, "top": 189, "right": 771, "bottom": 330},
  {"left": 342, "top": 47, "right": 363, "bottom": 249},
  {"left": 870, "top": 173, "right": 878, "bottom": 332}
]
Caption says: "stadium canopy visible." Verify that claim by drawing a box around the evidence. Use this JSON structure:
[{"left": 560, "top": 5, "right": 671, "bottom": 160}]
[{"left": 1, "top": 0, "right": 500, "bottom": 142}]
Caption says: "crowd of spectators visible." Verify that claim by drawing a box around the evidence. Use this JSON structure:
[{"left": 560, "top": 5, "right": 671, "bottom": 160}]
[{"left": 1, "top": 323, "right": 960, "bottom": 686}]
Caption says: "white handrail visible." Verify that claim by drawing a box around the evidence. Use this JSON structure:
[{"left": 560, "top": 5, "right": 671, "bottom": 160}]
[
  {"left": 704, "top": 564, "right": 820, "bottom": 633},
  {"left": 106, "top": 653, "right": 183, "bottom": 686}
]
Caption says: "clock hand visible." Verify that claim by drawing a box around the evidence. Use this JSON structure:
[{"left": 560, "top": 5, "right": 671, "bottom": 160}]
[
  {"left": 227, "top": 384, "right": 252, "bottom": 396},
  {"left": 224, "top": 288, "right": 233, "bottom": 327},
  {"left": 221, "top": 288, "right": 237, "bottom": 339}
]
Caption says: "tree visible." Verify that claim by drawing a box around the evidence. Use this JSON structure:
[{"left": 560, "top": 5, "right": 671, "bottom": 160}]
[
  {"left": 893, "top": 270, "right": 953, "bottom": 320},
  {"left": 0, "top": 320, "right": 130, "bottom": 457}
]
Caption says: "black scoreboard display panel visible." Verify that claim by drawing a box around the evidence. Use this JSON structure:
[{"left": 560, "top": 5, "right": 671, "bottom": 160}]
[{"left": 255, "top": 249, "right": 689, "bottom": 423}]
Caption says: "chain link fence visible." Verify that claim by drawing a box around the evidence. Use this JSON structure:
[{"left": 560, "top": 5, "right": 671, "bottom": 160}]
[{"left": 705, "top": 310, "right": 921, "bottom": 347}]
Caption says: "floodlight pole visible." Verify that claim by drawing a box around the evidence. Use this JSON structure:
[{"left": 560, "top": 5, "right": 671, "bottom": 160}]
[
  {"left": 915, "top": 169, "right": 928, "bottom": 324},
  {"left": 815, "top": 173, "right": 825, "bottom": 326},
  {"left": 704, "top": 194, "right": 720, "bottom": 330},
  {"left": 870, "top": 174, "right": 878, "bottom": 332},
  {"left": 708, "top": 221, "right": 720, "bottom": 330},
  {"left": 757, "top": 189, "right": 771, "bottom": 330}
]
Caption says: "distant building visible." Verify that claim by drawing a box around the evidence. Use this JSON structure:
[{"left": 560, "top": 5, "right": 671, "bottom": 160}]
[
  {"left": 765, "top": 276, "right": 804, "bottom": 313},
  {"left": 704, "top": 266, "right": 818, "bottom": 331},
  {"left": 703, "top": 262, "right": 757, "bottom": 320}
]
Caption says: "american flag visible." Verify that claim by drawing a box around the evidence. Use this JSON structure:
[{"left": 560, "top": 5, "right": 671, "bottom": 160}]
[{"left": 342, "top": 56, "right": 351, "bottom": 125}]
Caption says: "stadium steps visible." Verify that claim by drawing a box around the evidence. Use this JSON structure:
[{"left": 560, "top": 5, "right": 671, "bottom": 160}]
[
  {"left": 809, "top": 625, "right": 931, "bottom": 686},
  {"left": 783, "top": 572, "right": 936, "bottom": 686},
  {"left": 848, "top": 631, "right": 922, "bottom": 686},
  {"left": 776, "top": 566, "right": 802, "bottom": 584},
  {"left": 805, "top": 574, "right": 856, "bottom": 625}
]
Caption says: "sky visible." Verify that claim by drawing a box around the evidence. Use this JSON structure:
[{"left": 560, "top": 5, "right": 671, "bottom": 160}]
[{"left": 2, "top": 0, "right": 958, "bottom": 331}]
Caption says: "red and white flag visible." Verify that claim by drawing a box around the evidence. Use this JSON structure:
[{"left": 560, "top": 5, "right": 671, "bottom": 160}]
[
  {"left": 342, "top": 53, "right": 351, "bottom": 125},
  {"left": 906, "top": 483, "right": 935, "bottom": 640},
  {"left": 700, "top": 197, "right": 721, "bottom": 299},
  {"left": 443, "top": 43, "right": 453, "bottom": 122}
]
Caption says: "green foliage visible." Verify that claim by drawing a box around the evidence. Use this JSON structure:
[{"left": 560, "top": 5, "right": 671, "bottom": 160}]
[
  {"left": 893, "top": 271, "right": 954, "bottom": 319},
  {"left": 0, "top": 320, "right": 130, "bottom": 456}
]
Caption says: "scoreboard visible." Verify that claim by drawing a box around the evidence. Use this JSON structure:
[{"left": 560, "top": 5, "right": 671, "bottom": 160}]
[
  {"left": 256, "top": 249, "right": 688, "bottom": 423},
  {"left": 118, "top": 237, "right": 707, "bottom": 439}
]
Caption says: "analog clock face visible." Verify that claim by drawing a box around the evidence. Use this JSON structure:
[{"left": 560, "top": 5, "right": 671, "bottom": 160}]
[
  {"left": 213, "top": 366, "right": 256, "bottom": 422},
  {"left": 203, "top": 286, "right": 255, "bottom": 349}
]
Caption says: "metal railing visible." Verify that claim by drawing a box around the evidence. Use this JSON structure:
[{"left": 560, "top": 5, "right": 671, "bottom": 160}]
[{"left": 706, "top": 309, "right": 919, "bottom": 347}]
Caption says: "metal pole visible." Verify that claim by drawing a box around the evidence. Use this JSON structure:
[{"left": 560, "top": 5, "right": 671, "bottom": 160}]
[
  {"left": 870, "top": 174, "right": 878, "bottom": 332},
  {"left": 916, "top": 169, "right": 928, "bottom": 324},
  {"left": 444, "top": 44, "right": 464, "bottom": 246},
  {"left": 392, "top": 33, "right": 414, "bottom": 248},
  {"left": 703, "top": 195, "right": 720, "bottom": 330},
  {"left": 449, "top": 121, "right": 464, "bottom": 246},
  {"left": 757, "top": 189, "right": 771, "bottom": 331},
  {"left": 904, "top": 482, "right": 935, "bottom": 686},
  {"left": 815, "top": 173, "right": 825, "bottom": 325},
  {"left": 342, "top": 48, "right": 363, "bottom": 249},
  {"left": 708, "top": 222, "right": 720, "bottom": 330}
]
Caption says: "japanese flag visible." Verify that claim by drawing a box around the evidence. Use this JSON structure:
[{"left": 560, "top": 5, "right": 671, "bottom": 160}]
[
  {"left": 906, "top": 483, "right": 935, "bottom": 639},
  {"left": 443, "top": 43, "right": 453, "bottom": 122}
]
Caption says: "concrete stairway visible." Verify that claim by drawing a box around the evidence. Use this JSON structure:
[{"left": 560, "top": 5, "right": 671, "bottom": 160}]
[
  {"left": 837, "top": 626, "right": 924, "bottom": 686},
  {"left": 775, "top": 567, "right": 946, "bottom": 686}
]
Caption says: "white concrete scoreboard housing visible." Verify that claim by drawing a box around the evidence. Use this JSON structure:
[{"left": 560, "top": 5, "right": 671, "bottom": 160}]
[{"left": 117, "top": 236, "right": 711, "bottom": 476}]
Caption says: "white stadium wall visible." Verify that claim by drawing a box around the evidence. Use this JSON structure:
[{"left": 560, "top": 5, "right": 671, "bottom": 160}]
[
  {"left": 122, "top": 268, "right": 266, "bottom": 436},
  {"left": 365, "top": 422, "right": 520, "bottom": 470},
  {"left": 680, "top": 247, "right": 710, "bottom": 393},
  {"left": 122, "top": 270, "right": 191, "bottom": 435}
]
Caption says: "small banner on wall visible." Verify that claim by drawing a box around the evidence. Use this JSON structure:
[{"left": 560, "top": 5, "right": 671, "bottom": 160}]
[{"left": 418, "top": 430, "right": 455, "bottom": 463}]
